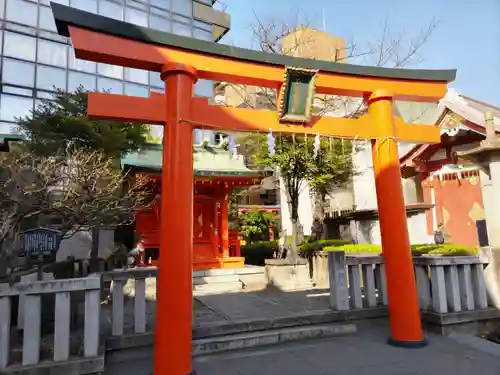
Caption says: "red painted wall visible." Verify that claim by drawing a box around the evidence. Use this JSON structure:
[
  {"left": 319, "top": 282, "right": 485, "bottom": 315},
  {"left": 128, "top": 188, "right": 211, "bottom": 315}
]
[{"left": 422, "top": 170, "right": 484, "bottom": 246}]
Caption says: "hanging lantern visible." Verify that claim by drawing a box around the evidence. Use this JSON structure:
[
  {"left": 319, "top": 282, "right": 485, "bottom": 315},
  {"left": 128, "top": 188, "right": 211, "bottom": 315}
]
[
  {"left": 267, "top": 129, "right": 275, "bottom": 157},
  {"left": 314, "top": 133, "right": 320, "bottom": 157}
]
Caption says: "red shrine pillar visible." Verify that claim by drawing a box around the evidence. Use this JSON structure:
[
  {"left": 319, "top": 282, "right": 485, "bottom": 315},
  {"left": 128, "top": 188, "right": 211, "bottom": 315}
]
[
  {"left": 220, "top": 184, "right": 230, "bottom": 258},
  {"left": 368, "top": 90, "right": 426, "bottom": 347},
  {"left": 155, "top": 63, "right": 197, "bottom": 375}
]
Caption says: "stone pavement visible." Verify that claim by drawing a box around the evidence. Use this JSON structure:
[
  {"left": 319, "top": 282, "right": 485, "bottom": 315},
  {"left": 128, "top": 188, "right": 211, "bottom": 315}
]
[
  {"left": 195, "top": 287, "right": 331, "bottom": 321},
  {"left": 104, "top": 320, "right": 500, "bottom": 375}
]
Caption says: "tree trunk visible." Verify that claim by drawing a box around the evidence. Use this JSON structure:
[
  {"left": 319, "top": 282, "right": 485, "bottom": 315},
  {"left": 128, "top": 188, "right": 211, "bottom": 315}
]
[
  {"left": 313, "top": 191, "right": 327, "bottom": 240},
  {"left": 287, "top": 192, "right": 300, "bottom": 264},
  {"left": 90, "top": 226, "right": 100, "bottom": 272}
]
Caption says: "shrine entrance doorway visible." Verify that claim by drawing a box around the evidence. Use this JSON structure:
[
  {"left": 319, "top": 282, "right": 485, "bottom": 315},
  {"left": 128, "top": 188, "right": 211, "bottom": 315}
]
[{"left": 193, "top": 197, "right": 218, "bottom": 267}]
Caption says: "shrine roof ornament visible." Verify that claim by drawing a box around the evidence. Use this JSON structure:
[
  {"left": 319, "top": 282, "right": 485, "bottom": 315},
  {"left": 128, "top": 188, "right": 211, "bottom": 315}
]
[{"left": 50, "top": 2, "right": 455, "bottom": 102}]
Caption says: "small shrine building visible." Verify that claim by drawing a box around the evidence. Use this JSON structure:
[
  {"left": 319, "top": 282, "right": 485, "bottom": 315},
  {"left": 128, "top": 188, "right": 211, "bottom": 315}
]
[
  {"left": 124, "top": 141, "right": 264, "bottom": 270},
  {"left": 400, "top": 90, "right": 500, "bottom": 246}
]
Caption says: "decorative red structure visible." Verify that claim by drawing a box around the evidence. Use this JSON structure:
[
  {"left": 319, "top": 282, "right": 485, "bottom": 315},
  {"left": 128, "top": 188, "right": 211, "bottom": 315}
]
[
  {"left": 51, "top": 3, "right": 456, "bottom": 374},
  {"left": 400, "top": 91, "right": 499, "bottom": 246}
]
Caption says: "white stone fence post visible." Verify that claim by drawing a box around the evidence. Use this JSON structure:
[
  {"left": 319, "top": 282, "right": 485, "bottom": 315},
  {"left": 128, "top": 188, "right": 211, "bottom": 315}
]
[
  {"left": 328, "top": 251, "right": 490, "bottom": 313},
  {"left": 0, "top": 275, "right": 101, "bottom": 372},
  {"left": 102, "top": 267, "right": 158, "bottom": 337}
]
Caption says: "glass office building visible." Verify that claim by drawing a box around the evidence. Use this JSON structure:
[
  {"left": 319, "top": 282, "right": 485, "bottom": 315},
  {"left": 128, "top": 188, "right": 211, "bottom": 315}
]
[{"left": 0, "top": 0, "right": 229, "bottom": 135}]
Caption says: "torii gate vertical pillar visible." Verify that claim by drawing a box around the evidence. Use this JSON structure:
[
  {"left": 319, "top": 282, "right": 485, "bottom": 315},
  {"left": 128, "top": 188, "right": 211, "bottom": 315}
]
[
  {"left": 154, "top": 63, "right": 198, "bottom": 375},
  {"left": 369, "top": 90, "right": 427, "bottom": 347}
]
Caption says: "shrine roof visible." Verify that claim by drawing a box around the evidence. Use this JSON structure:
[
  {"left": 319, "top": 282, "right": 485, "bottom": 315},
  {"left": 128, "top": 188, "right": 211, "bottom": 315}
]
[
  {"left": 400, "top": 90, "right": 500, "bottom": 167},
  {"left": 51, "top": 3, "right": 455, "bottom": 83},
  {"left": 122, "top": 144, "right": 263, "bottom": 177}
]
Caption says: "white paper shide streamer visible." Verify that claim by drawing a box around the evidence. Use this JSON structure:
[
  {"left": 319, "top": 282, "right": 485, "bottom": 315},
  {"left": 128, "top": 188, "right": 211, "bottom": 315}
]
[
  {"left": 313, "top": 133, "right": 320, "bottom": 157},
  {"left": 267, "top": 129, "right": 275, "bottom": 157}
]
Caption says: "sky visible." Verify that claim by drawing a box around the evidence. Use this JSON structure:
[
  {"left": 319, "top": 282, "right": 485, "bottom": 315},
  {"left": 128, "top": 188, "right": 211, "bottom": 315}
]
[{"left": 218, "top": 0, "right": 500, "bottom": 106}]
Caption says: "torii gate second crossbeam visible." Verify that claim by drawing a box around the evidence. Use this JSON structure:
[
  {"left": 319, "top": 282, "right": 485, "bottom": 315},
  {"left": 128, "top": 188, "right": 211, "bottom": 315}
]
[{"left": 51, "top": 3, "right": 456, "bottom": 375}]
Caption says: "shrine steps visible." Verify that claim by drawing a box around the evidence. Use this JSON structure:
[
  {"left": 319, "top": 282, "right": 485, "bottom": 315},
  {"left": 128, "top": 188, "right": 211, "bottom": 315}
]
[
  {"left": 192, "top": 266, "right": 266, "bottom": 295},
  {"left": 105, "top": 321, "right": 357, "bottom": 369},
  {"left": 192, "top": 322, "right": 356, "bottom": 356}
]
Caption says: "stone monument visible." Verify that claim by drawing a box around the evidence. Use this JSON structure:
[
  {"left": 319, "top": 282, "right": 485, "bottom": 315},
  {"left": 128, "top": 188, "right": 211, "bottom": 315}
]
[{"left": 458, "top": 111, "right": 500, "bottom": 308}]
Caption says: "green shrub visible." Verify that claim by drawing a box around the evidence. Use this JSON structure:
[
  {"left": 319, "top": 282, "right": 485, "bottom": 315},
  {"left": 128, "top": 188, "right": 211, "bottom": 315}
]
[
  {"left": 324, "top": 243, "right": 477, "bottom": 257},
  {"left": 299, "top": 239, "right": 351, "bottom": 251},
  {"left": 240, "top": 240, "right": 278, "bottom": 266},
  {"left": 324, "top": 244, "right": 382, "bottom": 254}
]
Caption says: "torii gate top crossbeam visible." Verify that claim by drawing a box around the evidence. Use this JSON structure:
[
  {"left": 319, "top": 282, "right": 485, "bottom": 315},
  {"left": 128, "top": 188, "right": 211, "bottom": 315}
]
[{"left": 50, "top": 3, "right": 455, "bottom": 102}]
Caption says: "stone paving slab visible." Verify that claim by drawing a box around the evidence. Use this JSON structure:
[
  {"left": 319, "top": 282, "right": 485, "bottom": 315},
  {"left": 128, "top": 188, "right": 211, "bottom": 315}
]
[
  {"left": 195, "top": 287, "right": 330, "bottom": 321},
  {"left": 103, "top": 320, "right": 500, "bottom": 375},
  {"left": 192, "top": 321, "right": 500, "bottom": 375}
]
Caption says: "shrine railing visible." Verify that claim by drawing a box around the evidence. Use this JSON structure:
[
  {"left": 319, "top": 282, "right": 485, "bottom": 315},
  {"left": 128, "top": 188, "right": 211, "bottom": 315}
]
[
  {"left": 327, "top": 251, "right": 491, "bottom": 314},
  {"left": 101, "top": 267, "right": 158, "bottom": 337},
  {"left": 0, "top": 275, "right": 102, "bottom": 373}
]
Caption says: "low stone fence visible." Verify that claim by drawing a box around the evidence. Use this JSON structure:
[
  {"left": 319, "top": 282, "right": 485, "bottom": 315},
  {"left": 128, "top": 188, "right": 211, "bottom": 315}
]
[
  {"left": 328, "top": 251, "right": 500, "bottom": 333},
  {"left": 102, "top": 267, "right": 158, "bottom": 337},
  {"left": 0, "top": 276, "right": 103, "bottom": 374}
]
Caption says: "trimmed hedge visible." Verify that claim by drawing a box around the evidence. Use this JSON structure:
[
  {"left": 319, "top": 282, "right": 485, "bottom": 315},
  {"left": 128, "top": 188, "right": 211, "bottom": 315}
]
[
  {"left": 324, "top": 243, "right": 478, "bottom": 257},
  {"left": 241, "top": 240, "right": 478, "bottom": 266},
  {"left": 241, "top": 239, "right": 352, "bottom": 265},
  {"left": 298, "top": 239, "right": 352, "bottom": 252},
  {"left": 240, "top": 241, "right": 278, "bottom": 266}
]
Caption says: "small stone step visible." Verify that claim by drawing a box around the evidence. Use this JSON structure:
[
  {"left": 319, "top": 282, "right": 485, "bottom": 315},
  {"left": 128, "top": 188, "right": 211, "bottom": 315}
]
[
  {"left": 192, "top": 323, "right": 357, "bottom": 356},
  {"left": 192, "top": 274, "right": 241, "bottom": 285}
]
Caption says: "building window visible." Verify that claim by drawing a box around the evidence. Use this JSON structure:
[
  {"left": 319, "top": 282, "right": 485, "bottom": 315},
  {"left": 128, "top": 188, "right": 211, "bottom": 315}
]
[
  {"left": 172, "top": 0, "right": 192, "bottom": 17},
  {"left": 6, "top": 0, "right": 38, "bottom": 28},
  {"left": 70, "top": 0, "right": 97, "bottom": 13},
  {"left": 194, "top": 80, "right": 213, "bottom": 98},
  {"left": 2, "top": 59, "right": 35, "bottom": 87},
  {"left": 149, "top": 14, "right": 171, "bottom": 32},
  {"left": 193, "top": 28, "right": 211, "bottom": 41},
  {"left": 125, "top": 83, "right": 149, "bottom": 97},
  {"left": 194, "top": 20, "right": 212, "bottom": 32},
  {"left": 3, "top": 86, "right": 33, "bottom": 97},
  {"left": 126, "top": 0, "right": 147, "bottom": 11},
  {"left": 37, "top": 39, "right": 68, "bottom": 68},
  {"left": 0, "top": 0, "right": 5, "bottom": 20},
  {"left": 150, "top": 0, "right": 169, "bottom": 10},
  {"left": 99, "top": 1, "right": 124, "bottom": 21},
  {"left": 50, "top": 0, "right": 69, "bottom": 5},
  {"left": 97, "top": 77, "right": 124, "bottom": 94},
  {"left": 125, "top": 68, "right": 149, "bottom": 85},
  {"left": 36, "top": 65, "right": 67, "bottom": 91},
  {"left": 69, "top": 47, "right": 96, "bottom": 73},
  {"left": 38, "top": 5, "right": 58, "bottom": 32},
  {"left": 98, "top": 63, "right": 123, "bottom": 80},
  {"left": 68, "top": 71, "right": 96, "bottom": 92},
  {"left": 0, "top": 94, "right": 34, "bottom": 122},
  {"left": 149, "top": 71, "right": 164, "bottom": 88},
  {"left": 125, "top": 8, "right": 148, "bottom": 27},
  {"left": 4, "top": 32, "right": 36, "bottom": 61},
  {"left": 172, "top": 22, "right": 192, "bottom": 37}
]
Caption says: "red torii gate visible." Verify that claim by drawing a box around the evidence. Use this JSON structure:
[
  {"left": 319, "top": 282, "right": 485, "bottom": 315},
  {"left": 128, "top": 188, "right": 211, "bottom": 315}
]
[{"left": 51, "top": 3, "right": 455, "bottom": 375}]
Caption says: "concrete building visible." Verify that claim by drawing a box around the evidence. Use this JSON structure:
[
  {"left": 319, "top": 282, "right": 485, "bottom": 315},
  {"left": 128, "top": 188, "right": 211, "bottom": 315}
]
[{"left": 0, "top": 0, "right": 229, "bottom": 136}]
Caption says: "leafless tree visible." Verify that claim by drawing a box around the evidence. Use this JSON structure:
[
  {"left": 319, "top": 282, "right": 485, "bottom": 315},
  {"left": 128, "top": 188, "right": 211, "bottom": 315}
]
[{"left": 0, "top": 147, "right": 153, "bottom": 281}]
